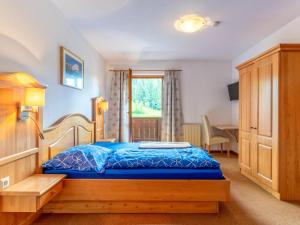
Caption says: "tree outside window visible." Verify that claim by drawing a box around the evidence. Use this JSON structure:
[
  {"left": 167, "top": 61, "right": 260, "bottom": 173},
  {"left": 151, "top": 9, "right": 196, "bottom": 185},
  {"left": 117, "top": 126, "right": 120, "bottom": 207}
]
[{"left": 132, "top": 78, "right": 162, "bottom": 118}]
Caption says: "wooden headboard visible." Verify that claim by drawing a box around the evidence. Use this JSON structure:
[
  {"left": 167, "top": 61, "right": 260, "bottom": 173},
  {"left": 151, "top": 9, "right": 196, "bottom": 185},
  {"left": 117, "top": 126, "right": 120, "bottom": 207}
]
[{"left": 41, "top": 114, "right": 95, "bottom": 163}]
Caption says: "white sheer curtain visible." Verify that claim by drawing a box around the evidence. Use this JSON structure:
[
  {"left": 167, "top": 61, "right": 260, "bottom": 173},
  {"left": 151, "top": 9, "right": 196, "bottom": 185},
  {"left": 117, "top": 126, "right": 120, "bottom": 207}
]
[
  {"left": 161, "top": 70, "right": 183, "bottom": 142},
  {"left": 107, "top": 70, "right": 130, "bottom": 142}
]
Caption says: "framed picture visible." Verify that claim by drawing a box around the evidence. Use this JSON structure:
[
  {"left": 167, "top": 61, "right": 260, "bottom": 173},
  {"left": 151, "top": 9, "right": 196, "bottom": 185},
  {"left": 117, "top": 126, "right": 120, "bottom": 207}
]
[{"left": 60, "top": 47, "right": 84, "bottom": 90}]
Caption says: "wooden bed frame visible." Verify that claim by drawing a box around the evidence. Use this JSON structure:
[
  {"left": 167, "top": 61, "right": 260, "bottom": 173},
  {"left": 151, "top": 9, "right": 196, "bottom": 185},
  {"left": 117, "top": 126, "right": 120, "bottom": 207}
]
[{"left": 41, "top": 112, "right": 230, "bottom": 214}]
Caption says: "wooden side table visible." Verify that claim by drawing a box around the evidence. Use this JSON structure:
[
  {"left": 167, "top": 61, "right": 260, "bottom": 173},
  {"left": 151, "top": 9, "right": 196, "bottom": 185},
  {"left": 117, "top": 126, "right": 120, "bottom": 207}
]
[{"left": 0, "top": 174, "right": 65, "bottom": 212}]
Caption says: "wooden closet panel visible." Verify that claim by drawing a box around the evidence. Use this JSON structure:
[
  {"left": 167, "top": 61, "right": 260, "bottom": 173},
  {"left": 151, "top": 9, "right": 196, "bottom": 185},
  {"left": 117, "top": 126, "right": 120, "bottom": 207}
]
[
  {"left": 241, "top": 138, "right": 251, "bottom": 169},
  {"left": 250, "top": 66, "right": 258, "bottom": 129},
  {"left": 257, "top": 144, "right": 272, "bottom": 185},
  {"left": 279, "top": 51, "right": 300, "bottom": 200},
  {"left": 239, "top": 67, "right": 252, "bottom": 173},
  {"left": 239, "top": 68, "right": 251, "bottom": 133},
  {"left": 257, "top": 57, "right": 273, "bottom": 137},
  {"left": 254, "top": 56, "right": 275, "bottom": 189}
]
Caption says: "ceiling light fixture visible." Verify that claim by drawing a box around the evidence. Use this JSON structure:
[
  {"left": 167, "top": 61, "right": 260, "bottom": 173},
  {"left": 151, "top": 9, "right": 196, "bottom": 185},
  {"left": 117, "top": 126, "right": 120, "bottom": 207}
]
[{"left": 174, "top": 14, "right": 217, "bottom": 33}]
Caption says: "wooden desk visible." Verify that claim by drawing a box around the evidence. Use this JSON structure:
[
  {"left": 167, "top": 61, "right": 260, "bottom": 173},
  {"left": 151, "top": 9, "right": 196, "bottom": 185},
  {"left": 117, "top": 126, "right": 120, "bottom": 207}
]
[
  {"left": 215, "top": 124, "right": 239, "bottom": 142},
  {"left": 0, "top": 174, "right": 65, "bottom": 212}
]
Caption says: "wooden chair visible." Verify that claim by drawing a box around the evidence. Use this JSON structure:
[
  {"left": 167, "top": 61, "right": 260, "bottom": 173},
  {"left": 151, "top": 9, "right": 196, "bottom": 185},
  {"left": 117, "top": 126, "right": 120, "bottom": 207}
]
[{"left": 202, "top": 115, "right": 230, "bottom": 157}]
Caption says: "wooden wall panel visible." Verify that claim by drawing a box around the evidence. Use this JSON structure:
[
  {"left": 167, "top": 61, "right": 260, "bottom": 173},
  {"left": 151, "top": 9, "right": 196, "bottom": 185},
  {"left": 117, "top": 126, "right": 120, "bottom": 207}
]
[
  {"left": 0, "top": 87, "right": 41, "bottom": 225},
  {"left": 0, "top": 89, "right": 37, "bottom": 158}
]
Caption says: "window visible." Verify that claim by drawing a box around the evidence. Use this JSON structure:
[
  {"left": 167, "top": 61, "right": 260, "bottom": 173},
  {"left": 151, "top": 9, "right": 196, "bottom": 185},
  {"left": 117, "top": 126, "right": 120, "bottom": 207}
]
[{"left": 132, "top": 77, "right": 162, "bottom": 118}]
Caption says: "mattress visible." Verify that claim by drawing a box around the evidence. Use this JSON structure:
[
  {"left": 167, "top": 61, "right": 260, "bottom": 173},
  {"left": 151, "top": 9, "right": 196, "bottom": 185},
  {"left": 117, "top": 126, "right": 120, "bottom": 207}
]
[{"left": 43, "top": 167, "right": 224, "bottom": 179}]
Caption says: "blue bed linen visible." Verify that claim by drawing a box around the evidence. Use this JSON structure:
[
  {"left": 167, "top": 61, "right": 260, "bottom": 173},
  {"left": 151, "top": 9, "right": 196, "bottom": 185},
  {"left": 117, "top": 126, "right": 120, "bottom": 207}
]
[
  {"left": 42, "top": 145, "right": 111, "bottom": 173},
  {"left": 94, "top": 142, "right": 220, "bottom": 170},
  {"left": 44, "top": 168, "right": 224, "bottom": 179}
]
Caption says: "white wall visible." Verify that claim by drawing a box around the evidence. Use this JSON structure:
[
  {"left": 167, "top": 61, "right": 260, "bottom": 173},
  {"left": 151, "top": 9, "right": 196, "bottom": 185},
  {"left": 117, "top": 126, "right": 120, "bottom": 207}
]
[
  {"left": 0, "top": 0, "right": 106, "bottom": 127},
  {"left": 231, "top": 15, "right": 300, "bottom": 125},
  {"left": 108, "top": 60, "right": 233, "bottom": 125}
]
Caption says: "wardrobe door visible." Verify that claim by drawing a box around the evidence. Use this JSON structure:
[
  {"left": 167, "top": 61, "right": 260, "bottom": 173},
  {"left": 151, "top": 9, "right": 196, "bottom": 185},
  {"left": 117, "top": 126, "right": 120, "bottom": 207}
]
[
  {"left": 254, "top": 55, "right": 275, "bottom": 188},
  {"left": 250, "top": 64, "right": 258, "bottom": 177},
  {"left": 239, "top": 66, "right": 252, "bottom": 175}
]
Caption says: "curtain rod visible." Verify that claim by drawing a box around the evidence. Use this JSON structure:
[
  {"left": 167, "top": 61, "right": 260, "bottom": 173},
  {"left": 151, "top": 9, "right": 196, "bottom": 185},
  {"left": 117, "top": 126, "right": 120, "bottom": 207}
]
[{"left": 109, "top": 69, "right": 182, "bottom": 72}]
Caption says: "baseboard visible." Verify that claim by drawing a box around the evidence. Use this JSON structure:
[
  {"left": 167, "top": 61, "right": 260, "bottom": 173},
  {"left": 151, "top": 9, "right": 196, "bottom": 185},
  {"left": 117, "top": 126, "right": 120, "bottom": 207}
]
[{"left": 209, "top": 150, "right": 238, "bottom": 155}]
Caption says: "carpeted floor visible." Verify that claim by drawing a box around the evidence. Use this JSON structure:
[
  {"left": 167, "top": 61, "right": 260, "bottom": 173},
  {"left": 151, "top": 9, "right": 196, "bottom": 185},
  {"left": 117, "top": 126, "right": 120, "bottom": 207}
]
[{"left": 33, "top": 154, "right": 300, "bottom": 225}]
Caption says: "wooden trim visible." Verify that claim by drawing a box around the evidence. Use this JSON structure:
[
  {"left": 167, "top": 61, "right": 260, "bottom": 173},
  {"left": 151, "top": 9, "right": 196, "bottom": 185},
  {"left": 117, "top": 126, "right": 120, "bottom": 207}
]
[
  {"left": 44, "top": 113, "right": 94, "bottom": 132},
  {"left": 43, "top": 201, "right": 219, "bottom": 214},
  {"left": 128, "top": 68, "right": 133, "bottom": 142},
  {"left": 132, "top": 75, "right": 164, "bottom": 79},
  {"left": 0, "top": 72, "right": 47, "bottom": 89},
  {"left": 236, "top": 44, "right": 300, "bottom": 70},
  {"left": 109, "top": 69, "right": 182, "bottom": 72},
  {"left": 132, "top": 117, "right": 162, "bottom": 119},
  {"left": 52, "top": 178, "right": 230, "bottom": 202},
  {"left": 0, "top": 148, "right": 38, "bottom": 166}
]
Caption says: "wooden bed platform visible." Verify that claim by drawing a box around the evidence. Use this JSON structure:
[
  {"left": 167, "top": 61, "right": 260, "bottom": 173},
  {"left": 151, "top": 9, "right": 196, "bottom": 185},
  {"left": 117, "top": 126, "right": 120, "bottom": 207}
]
[{"left": 41, "top": 114, "right": 230, "bottom": 213}]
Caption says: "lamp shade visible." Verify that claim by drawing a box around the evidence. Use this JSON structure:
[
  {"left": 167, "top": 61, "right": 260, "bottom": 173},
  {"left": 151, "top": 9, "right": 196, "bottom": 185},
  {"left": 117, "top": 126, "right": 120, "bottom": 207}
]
[
  {"left": 99, "top": 100, "right": 109, "bottom": 112},
  {"left": 24, "top": 88, "right": 45, "bottom": 107}
]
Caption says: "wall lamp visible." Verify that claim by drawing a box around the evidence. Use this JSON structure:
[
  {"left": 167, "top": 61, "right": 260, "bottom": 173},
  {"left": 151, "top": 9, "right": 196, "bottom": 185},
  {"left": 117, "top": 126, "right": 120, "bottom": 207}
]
[
  {"left": 0, "top": 72, "right": 46, "bottom": 140},
  {"left": 18, "top": 87, "right": 46, "bottom": 139},
  {"left": 98, "top": 98, "right": 109, "bottom": 114}
]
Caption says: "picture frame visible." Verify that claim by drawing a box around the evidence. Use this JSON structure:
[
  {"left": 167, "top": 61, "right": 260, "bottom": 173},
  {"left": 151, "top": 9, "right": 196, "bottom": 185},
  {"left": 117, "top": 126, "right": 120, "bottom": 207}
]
[{"left": 60, "top": 46, "right": 84, "bottom": 90}]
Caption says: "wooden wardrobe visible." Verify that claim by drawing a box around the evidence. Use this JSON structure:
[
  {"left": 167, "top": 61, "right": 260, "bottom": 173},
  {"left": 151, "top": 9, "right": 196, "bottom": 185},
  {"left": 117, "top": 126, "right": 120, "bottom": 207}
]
[{"left": 237, "top": 44, "right": 300, "bottom": 200}]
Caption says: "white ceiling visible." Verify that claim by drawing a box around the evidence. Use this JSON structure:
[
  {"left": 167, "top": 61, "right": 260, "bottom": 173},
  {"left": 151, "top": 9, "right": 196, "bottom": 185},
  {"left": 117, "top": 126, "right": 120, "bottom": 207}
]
[{"left": 51, "top": 0, "right": 300, "bottom": 62}]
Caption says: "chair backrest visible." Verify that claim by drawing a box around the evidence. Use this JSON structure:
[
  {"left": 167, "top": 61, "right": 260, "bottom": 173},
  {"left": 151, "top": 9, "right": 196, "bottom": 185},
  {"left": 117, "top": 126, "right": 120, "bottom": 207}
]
[{"left": 202, "top": 115, "right": 213, "bottom": 145}]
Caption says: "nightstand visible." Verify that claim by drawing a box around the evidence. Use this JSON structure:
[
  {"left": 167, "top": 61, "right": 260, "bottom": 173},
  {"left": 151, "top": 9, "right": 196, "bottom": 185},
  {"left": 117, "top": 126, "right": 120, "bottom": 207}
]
[
  {"left": 97, "top": 138, "right": 116, "bottom": 143},
  {"left": 0, "top": 174, "right": 65, "bottom": 212}
]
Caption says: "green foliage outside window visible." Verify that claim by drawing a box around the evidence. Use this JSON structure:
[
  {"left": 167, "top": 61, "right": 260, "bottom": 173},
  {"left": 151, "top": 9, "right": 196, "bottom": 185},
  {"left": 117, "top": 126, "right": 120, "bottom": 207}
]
[{"left": 132, "top": 78, "right": 162, "bottom": 118}]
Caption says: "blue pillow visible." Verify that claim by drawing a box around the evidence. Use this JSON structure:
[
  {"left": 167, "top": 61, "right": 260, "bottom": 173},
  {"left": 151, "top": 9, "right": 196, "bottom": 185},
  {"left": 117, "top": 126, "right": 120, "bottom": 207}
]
[{"left": 42, "top": 145, "right": 112, "bottom": 173}]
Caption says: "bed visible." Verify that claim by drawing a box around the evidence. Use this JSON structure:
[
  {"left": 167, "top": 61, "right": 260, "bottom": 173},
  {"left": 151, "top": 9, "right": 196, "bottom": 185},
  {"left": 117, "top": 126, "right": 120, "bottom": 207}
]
[
  {"left": 41, "top": 113, "right": 230, "bottom": 214},
  {"left": 44, "top": 142, "right": 224, "bottom": 180}
]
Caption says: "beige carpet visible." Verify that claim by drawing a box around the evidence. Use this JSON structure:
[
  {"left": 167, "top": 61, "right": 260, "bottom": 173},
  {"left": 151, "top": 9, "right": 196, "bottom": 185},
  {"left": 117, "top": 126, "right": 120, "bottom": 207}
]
[{"left": 33, "top": 154, "right": 300, "bottom": 225}]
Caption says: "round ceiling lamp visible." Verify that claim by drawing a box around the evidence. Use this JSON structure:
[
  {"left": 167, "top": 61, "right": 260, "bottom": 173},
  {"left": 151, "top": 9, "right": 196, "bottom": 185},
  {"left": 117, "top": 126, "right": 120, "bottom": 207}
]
[{"left": 174, "top": 14, "right": 215, "bottom": 33}]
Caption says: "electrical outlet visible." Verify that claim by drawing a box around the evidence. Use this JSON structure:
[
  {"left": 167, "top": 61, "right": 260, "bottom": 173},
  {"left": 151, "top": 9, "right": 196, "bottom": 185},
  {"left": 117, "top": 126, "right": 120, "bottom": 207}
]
[{"left": 0, "top": 176, "right": 10, "bottom": 189}]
